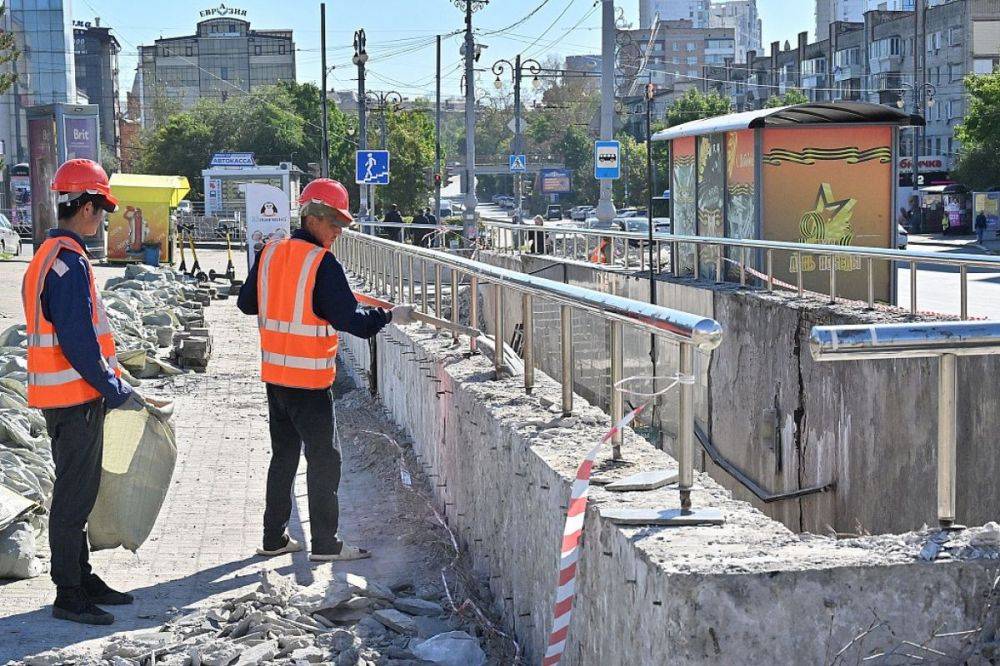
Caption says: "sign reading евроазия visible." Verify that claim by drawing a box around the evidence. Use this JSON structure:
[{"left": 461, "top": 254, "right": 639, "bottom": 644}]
[{"left": 761, "top": 125, "right": 894, "bottom": 303}]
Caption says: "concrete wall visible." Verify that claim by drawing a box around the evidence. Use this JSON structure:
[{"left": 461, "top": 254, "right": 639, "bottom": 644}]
[
  {"left": 474, "top": 251, "right": 1000, "bottom": 535},
  {"left": 338, "top": 313, "right": 999, "bottom": 665}
]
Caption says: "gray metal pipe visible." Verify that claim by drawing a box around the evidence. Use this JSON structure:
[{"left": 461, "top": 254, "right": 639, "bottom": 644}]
[
  {"left": 561, "top": 304, "right": 573, "bottom": 415},
  {"left": 677, "top": 343, "right": 695, "bottom": 510},
  {"left": 810, "top": 321, "right": 1000, "bottom": 360},
  {"left": 938, "top": 353, "right": 957, "bottom": 527},
  {"left": 523, "top": 293, "right": 534, "bottom": 393},
  {"left": 611, "top": 320, "right": 623, "bottom": 459}
]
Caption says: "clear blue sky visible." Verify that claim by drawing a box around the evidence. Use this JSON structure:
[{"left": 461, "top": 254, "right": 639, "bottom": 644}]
[{"left": 75, "top": 0, "right": 813, "bottom": 101}]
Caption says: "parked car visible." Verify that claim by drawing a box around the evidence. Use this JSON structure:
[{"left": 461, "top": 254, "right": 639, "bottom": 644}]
[
  {"left": 897, "top": 224, "right": 908, "bottom": 250},
  {"left": 176, "top": 199, "right": 193, "bottom": 215},
  {"left": 545, "top": 204, "right": 563, "bottom": 221},
  {"left": 439, "top": 206, "right": 454, "bottom": 219},
  {"left": 0, "top": 213, "right": 22, "bottom": 256},
  {"left": 570, "top": 206, "right": 593, "bottom": 221}
]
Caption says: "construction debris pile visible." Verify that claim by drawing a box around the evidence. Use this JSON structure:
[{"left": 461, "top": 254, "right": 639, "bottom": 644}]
[
  {"left": 0, "top": 265, "right": 217, "bottom": 580},
  {"left": 16, "top": 569, "right": 489, "bottom": 666}
]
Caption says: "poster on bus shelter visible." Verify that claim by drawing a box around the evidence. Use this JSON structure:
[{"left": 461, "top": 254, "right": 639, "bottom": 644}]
[
  {"left": 725, "top": 130, "right": 756, "bottom": 279},
  {"left": 671, "top": 135, "right": 696, "bottom": 275},
  {"left": 63, "top": 116, "right": 99, "bottom": 161},
  {"left": 28, "top": 118, "right": 58, "bottom": 245},
  {"left": 696, "top": 134, "right": 724, "bottom": 277},
  {"left": 761, "top": 126, "right": 893, "bottom": 303}
]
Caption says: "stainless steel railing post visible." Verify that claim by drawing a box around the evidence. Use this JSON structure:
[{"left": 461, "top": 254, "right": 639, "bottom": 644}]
[
  {"left": 408, "top": 255, "right": 415, "bottom": 304},
  {"left": 451, "top": 270, "right": 460, "bottom": 342},
  {"left": 523, "top": 293, "right": 534, "bottom": 393},
  {"left": 435, "top": 265, "right": 443, "bottom": 319},
  {"left": 560, "top": 304, "right": 573, "bottom": 415},
  {"left": 396, "top": 251, "right": 404, "bottom": 303},
  {"left": 611, "top": 320, "right": 624, "bottom": 460},
  {"left": 910, "top": 260, "right": 918, "bottom": 315},
  {"left": 678, "top": 343, "right": 695, "bottom": 511},
  {"left": 767, "top": 249, "right": 774, "bottom": 292},
  {"left": 421, "top": 259, "right": 429, "bottom": 315},
  {"left": 867, "top": 257, "right": 875, "bottom": 310},
  {"left": 494, "top": 284, "right": 504, "bottom": 378},
  {"left": 829, "top": 256, "right": 837, "bottom": 304},
  {"left": 470, "top": 276, "right": 479, "bottom": 352},
  {"left": 960, "top": 265, "right": 968, "bottom": 320},
  {"left": 937, "top": 353, "right": 957, "bottom": 527},
  {"left": 796, "top": 251, "right": 803, "bottom": 298}
]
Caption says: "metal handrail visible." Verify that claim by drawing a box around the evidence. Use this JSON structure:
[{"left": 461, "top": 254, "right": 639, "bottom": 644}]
[
  {"left": 340, "top": 229, "right": 724, "bottom": 518},
  {"left": 480, "top": 219, "right": 1000, "bottom": 318},
  {"left": 810, "top": 320, "right": 1000, "bottom": 528}
]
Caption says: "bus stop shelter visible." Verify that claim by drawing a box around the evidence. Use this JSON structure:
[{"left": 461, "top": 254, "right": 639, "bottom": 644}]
[
  {"left": 652, "top": 102, "right": 922, "bottom": 303},
  {"left": 107, "top": 174, "right": 190, "bottom": 264}
]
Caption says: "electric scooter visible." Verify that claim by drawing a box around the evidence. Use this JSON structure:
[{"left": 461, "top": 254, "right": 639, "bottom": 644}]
[{"left": 208, "top": 223, "right": 237, "bottom": 283}]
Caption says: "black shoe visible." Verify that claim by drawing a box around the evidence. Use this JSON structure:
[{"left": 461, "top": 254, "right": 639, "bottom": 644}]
[
  {"left": 83, "top": 574, "right": 134, "bottom": 605},
  {"left": 53, "top": 586, "right": 114, "bottom": 625}
]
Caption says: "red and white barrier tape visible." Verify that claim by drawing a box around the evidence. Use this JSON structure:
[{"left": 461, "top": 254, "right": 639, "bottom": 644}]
[{"left": 543, "top": 373, "right": 693, "bottom": 666}]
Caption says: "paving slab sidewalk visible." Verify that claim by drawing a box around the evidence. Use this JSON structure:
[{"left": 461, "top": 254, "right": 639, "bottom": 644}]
[{"left": 0, "top": 251, "right": 444, "bottom": 663}]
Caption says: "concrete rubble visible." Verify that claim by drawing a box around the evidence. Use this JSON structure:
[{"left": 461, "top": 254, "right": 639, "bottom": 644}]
[
  {"left": 0, "top": 265, "right": 215, "bottom": 580},
  {"left": 12, "top": 568, "right": 493, "bottom": 666}
]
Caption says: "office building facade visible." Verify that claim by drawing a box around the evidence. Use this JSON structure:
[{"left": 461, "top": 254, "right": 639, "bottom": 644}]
[
  {"left": 74, "top": 19, "right": 121, "bottom": 156},
  {"left": 0, "top": 0, "right": 77, "bottom": 164},
  {"left": 137, "top": 13, "right": 295, "bottom": 128}
]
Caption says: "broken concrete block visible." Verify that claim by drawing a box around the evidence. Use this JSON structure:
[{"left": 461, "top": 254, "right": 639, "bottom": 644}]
[
  {"left": 373, "top": 609, "right": 418, "bottom": 636},
  {"left": 411, "top": 631, "right": 485, "bottom": 666},
  {"left": 233, "top": 639, "right": 277, "bottom": 666},
  {"left": 198, "top": 641, "right": 243, "bottom": 666},
  {"left": 318, "top": 629, "right": 356, "bottom": 653},
  {"left": 392, "top": 597, "right": 443, "bottom": 617},
  {"left": 289, "top": 646, "right": 326, "bottom": 662},
  {"left": 413, "top": 616, "right": 452, "bottom": 639}
]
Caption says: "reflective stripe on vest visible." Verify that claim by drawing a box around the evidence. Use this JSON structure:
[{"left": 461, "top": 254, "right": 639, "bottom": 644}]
[
  {"left": 23, "top": 236, "right": 121, "bottom": 408},
  {"left": 257, "top": 239, "right": 339, "bottom": 389}
]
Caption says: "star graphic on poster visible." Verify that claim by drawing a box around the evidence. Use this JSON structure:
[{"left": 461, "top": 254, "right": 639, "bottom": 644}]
[{"left": 800, "top": 183, "right": 857, "bottom": 245}]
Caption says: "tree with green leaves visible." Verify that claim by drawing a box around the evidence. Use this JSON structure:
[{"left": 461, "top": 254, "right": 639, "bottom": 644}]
[
  {"left": 664, "top": 88, "right": 731, "bottom": 128},
  {"left": 0, "top": 5, "right": 18, "bottom": 96},
  {"left": 953, "top": 72, "right": 1000, "bottom": 190},
  {"left": 376, "top": 108, "right": 435, "bottom": 214},
  {"left": 764, "top": 89, "right": 810, "bottom": 108}
]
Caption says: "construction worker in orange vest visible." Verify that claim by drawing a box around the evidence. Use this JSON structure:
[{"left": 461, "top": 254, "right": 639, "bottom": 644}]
[
  {"left": 23, "top": 159, "right": 143, "bottom": 625},
  {"left": 238, "top": 178, "right": 414, "bottom": 561}
]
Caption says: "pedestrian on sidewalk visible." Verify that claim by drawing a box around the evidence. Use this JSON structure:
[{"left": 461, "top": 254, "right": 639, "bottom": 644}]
[
  {"left": 22, "top": 159, "right": 141, "bottom": 626},
  {"left": 975, "top": 210, "right": 988, "bottom": 244},
  {"left": 238, "top": 178, "right": 414, "bottom": 562}
]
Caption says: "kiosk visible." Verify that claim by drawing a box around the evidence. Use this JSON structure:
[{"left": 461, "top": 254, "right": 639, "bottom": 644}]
[
  {"left": 652, "top": 102, "right": 922, "bottom": 303},
  {"left": 106, "top": 174, "right": 190, "bottom": 264}
]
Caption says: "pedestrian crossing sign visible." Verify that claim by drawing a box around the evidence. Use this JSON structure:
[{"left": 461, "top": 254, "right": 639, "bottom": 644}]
[
  {"left": 509, "top": 154, "right": 527, "bottom": 173},
  {"left": 356, "top": 150, "right": 391, "bottom": 185}
]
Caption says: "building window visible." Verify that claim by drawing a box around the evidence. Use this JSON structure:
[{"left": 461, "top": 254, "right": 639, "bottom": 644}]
[
  {"left": 672, "top": 56, "right": 680, "bottom": 64},
  {"left": 229, "top": 23, "right": 236, "bottom": 32},
  {"left": 948, "top": 27, "right": 961, "bottom": 47},
  {"left": 686, "top": 42, "right": 696, "bottom": 52},
  {"left": 834, "top": 47, "right": 860, "bottom": 68},
  {"left": 973, "top": 58, "right": 998, "bottom": 74},
  {"left": 868, "top": 36, "right": 900, "bottom": 60},
  {"left": 950, "top": 63, "right": 964, "bottom": 82},
  {"left": 926, "top": 31, "right": 941, "bottom": 53},
  {"left": 687, "top": 56, "right": 698, "bottom": 65},
  {"left": 221, "top": 66, "right": 229, "bottom": 80},
  {"left": 186, "top": 46, "right": 193, "bottom": 57},
  {"left": 279, "top": 44, "right": 286, "bottom": 55},
  {"left": 672, "top": 43, "right": 679, "bottom": 52},
  {"left": 255, "top": 45, "right": 261, "bottom": 55}
]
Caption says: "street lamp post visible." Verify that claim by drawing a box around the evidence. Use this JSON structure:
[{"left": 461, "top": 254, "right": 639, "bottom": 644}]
[
  {"left": 897, "top": 80, "right": 936, "bottom": 231},
  {"left": 366, "top": 90, "right": 403, "bottom": 150},
  {"left": 453, "top": 0, "right": 489, "bottom": 242},
  {"left": 353, "top": 29, "right": 370, "bottom": 225},
  {"left": 492, "top": 56, "right": 541, "bottom": 224}
]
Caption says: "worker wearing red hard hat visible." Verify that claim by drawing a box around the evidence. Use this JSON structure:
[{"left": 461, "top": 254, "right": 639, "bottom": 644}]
[
  {"left": 238, "top": 178, "right": 413, "bottom": 561},
  {"left": 22, "top": 159, "right": 140, "bottom": 625}
]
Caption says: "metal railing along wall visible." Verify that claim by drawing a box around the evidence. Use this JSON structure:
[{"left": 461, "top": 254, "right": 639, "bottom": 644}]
[
  {"left": 810, "top": 320, "right": 1000, "bottom": 528},
  {"left": 481, "top": 220, "right": 1000, "bottom": 320},
  {"left": 340, "top": 229, "right": 724, "bottom": 518}
]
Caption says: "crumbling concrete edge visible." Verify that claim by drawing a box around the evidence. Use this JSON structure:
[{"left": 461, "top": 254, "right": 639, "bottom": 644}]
[{"left": 338, "top": 319, "right": 1000, "bottom": 665}]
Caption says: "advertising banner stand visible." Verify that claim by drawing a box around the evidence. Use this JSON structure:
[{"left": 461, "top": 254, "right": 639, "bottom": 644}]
[
  {"left": 106, "top": 174, "right": 190, "bottom": 264},
  {"left": 26, "top": 103, "right": 102, "bottom": 255},
  {"left": 244, "top": 183, "right": 291, "bottom": 267}
]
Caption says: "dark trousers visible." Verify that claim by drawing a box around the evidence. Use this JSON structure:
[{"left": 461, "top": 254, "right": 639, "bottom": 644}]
[
  {"left": 42, "top": 398, "right": 105, "bottom": 590},
  {"left": 263, "top": 384, "right": 342, "bottom": 553}
]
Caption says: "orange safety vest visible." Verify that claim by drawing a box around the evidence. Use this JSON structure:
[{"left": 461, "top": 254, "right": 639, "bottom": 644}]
[
  {"left": 22, "top": 236, "right": 121, "bottom": 409},
  {"left": 256, "top": 238, "right": 339, "bottom": 389}
]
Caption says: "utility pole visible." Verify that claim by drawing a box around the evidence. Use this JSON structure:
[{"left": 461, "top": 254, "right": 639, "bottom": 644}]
[
  {"left": 435, "top": 34, "right": 442, "bottom": 231},
  {"left": 912, "top": 0, "right": 920, "bottom": 229},
  {"left": 353, "top": 29, "right": 369, "bottom": 223},
  {"left": 454, "top": 0, "right": 488, "bottom": 241},
  {"left": 596, "top": 0, "right": 617, "bottom": 226},
  {"left": 645, "top": 78, "right": 658, "bottom": 441},
  {"left": 320, "top": 3, "right": 330, "bottom": 178}
]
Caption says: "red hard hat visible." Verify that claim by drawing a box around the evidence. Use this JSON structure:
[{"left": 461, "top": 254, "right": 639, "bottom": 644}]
[
  {"left": 50, "top": 159, "right": 118, "bottom": 210},
  {"left": 299, "top": 178, "right": 352, "bottom": 226}
]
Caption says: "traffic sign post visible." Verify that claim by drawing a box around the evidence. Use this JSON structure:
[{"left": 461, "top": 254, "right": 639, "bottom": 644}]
[
  {"left": 594, "top": 140, "right": 621, "bottom": 180},
  {"left": 355, "top": 150, "right": 391, "bottom": 185},
  {"left": 509, "top": 154, "right": 527, "bottom": 173}
]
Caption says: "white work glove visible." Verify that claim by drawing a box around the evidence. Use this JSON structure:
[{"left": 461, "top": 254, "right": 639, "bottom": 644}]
[
  {"left": 391, "top": 305, "right": 416, "bottom": 326},
  {"left": 118, "top": 391, "right": 147, "bottom": 412}
]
